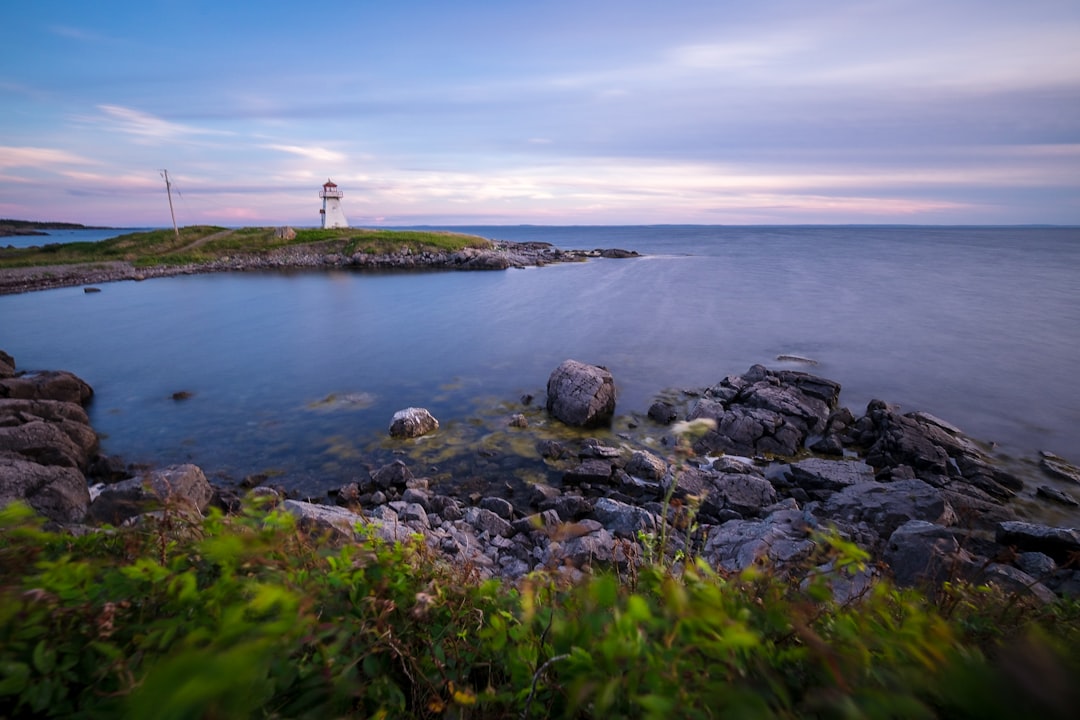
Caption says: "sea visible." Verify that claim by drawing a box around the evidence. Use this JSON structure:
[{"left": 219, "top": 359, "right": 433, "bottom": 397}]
[{"left": 2, "top": 225, "right": 1079, "bottom": 519}]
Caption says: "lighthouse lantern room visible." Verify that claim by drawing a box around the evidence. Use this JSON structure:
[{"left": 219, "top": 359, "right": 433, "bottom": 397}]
[{"left": 319, "top": 179, "right": 348, "bottom": 229}]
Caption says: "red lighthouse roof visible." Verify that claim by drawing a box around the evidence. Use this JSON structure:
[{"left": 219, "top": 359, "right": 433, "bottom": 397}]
[{"left": 323, "top": 179, "right": 338, "bottom": 188}]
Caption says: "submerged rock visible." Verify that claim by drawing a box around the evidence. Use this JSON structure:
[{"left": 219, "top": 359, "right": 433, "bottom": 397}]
[{"left": 388, "top": 407, "right": 439, "bottom": 438}]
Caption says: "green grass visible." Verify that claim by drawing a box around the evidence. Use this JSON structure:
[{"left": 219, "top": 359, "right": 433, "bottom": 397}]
[
  {"left": 2, "top": 501, "right": 1078, "bottom": 719},
  {"left": 0, "top": 226, "right": 492, "bottom": 270}
]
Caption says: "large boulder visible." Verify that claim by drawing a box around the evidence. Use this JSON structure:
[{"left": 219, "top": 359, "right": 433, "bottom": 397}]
[
  {"left": 0, "top": 370, "right": 93, "bottom": 405},
  {"left": 814, "top": 479, "right": 957, "bottom": 540},
  {"left": 0, "top": 421, "right": 90, "bottom": 469},
  {"left": 546, "top": 360, "right": 616, "bottom": 427},
  {"left": 996, "top": 521, "right": 1080, "bottom": 564},
  {"left": 0, "top": 452, "right": 90, "bottom": 524},
  {"left": 388, "top": 407, "right": 439, "bottom": 438},
  {"left": 700, "top": 508, "right": 815, "bottom": 573},
  {"left": 86, "top": 464, "right": 213, "bottom": 525}
]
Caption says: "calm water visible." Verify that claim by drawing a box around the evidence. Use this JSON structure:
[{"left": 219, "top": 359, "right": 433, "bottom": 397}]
[{"left": 2, "top": 225, "right": 1079, "bottom": 501}]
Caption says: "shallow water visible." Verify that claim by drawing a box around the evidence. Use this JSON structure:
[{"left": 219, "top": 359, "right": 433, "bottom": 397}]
[{"left": 2, "top": 225, "right": 1078, "bottom": 510}]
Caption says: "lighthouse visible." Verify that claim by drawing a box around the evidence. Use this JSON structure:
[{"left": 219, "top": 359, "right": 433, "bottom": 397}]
[{"left": 319, "top": 179, "right": 348, "bottom": 229}]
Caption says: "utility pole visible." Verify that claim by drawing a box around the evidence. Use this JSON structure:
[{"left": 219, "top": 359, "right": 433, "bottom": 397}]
[{"left": 161, "top": 169, "right": 179, "bottom": 240}]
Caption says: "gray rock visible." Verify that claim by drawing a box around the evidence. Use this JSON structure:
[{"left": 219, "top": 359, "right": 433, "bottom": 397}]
[
  {"left": 709, "top": 473, "right": 778, "bottom": 518},
  {"left": 549, "top": 528, "right": 629, "bottom": 569},
  {"left": 692, "top": 406, "right": 802, "bottom": 457},
  {"left": 388, "top": 407, "right": 439, "bottom": 438},
  {"left": 977, "top": 563, "right": 1057, "bottom": 605},
  {"left": 369, "top": 460, "right": 414, "bottom": 491},
  {"left": 87, "top": 464, "right": 213, "bottom": 526},
  {"left": 1040, "top": 451, "right": 1080, "bottom": 485},
  {"left": 789, "top": 458, "right": 875, "bottom": 494},
  {"left": 817, "top": 479, "right": 956, "bottom": 539},
  {"left": 282, "top": 500, "right": 366, "bottom": 543},
  {"left": 0, "top": 420, "right": 89, "bottom": 469},
  {"left": 0, "top": 370, "right": 93, "bottom": 405},
  {"left": 1036, "top": 485, "right": 1079, "bottom": 507},
  {"left": 593, "top": 497, "right": 659, "bottom": 539},
  {"left": 1016, "top": 551, "right": 1057, "bottom": 579},
  {"left": 562, "top": 459, "right": 615, "bottom": 485},
  {"left": 625, "top": 450, "right": 667, "bottom": 480},
  {"left": 546, "top": 360, "right": 616, "bottom": 427},
  {"left": 647, "top": 402, "right": 678, "bottom": 424},
  {"left": 0, "top": 451, "right": 90, "bottom": 524},
  {"left": 883, "top": 520, "right": 973, "bottom": 589},
  {"left": 996, "top": 521, "right": 1080, "bottom": 563},
  {"left": 464, "top": 506, "right": 514, "bottom": 538},
  {"left": 479, "top": 496, "right": 514, "bottom": 519},
  {"left": 700, "top": 508, "right": 815, "bottom": 573}
]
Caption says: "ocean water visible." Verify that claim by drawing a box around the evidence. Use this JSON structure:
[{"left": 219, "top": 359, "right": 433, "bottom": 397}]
[
  {"left": 2, "top": 225, "right": 1079, "bottom": 509},
  {"left": 2, "top": 227, "right": 155, "bottom": 248}
]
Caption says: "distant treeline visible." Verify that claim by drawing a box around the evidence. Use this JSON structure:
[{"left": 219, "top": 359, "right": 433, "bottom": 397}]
[{"left": 0, "top": 219, "right": 103, "bottom": 237}]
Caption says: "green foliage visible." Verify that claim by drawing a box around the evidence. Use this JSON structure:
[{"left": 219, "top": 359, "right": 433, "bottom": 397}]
[{"left": 2, "top": 500, "right": 1078, "bottom": 718}]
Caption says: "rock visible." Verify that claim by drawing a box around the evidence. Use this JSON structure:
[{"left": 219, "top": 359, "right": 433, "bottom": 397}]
[
  {"left": 593, "top": 497, "right": 659, "bottom": 539},
  {"left": 369, "top": 460, "right": 414, "bottom": 491},
  {"left": 1040, "top": 451, "right": 1080, "bottom": 485},
  {"left": 464, "top": 506, "right": 514, "bottom": 538},
  {"left": 0, "top": 351, "right": 15, "bottom": 378},
  {"left": 86, "top": 464, "right": 213, "bottom": 525},
  {"left": 1036, "top": 485, "right": 1079, "bottom": 507},
  {"left": 815, "top": 479, "right": 957, "bottom": 540},
  {"left": 776, "top": 354, "right": 819, "bottom": 365},
  {"left": 0, "top": 370, "right": 93, "bottom": 405},
  {"left": 883, "top": 520, "right": 973, "bottom": 589},
  {"left": 977, "top": 563, "right": 1058, "bottom": 605},
  {"left": 0, "top": 398, "right": 98, "bottom": 457},
  {"left": 788, "top": 458, "right": 876, "bottom": 495},
  {"left": 647, "top": 402, "right": 678, "bottom": 424},
  {"left": 599, "top": 248, "right": 639, "bottom": 258},
  {"left": 0, "top": 451, "right": 90, "bottom": 524},
  {"left": 625, "top": 450, "right": 667, "bottom": 480},
  {"left": 0, "top": 420, "right": 90, "bottom": 469},
  {"left": 1016, "top": 551, "right": 1057, "bottom": 579},
  {"left": 996, "top": 521, "right": 1080, "bottom": 564},
  {"left": 549, "top": 528, "right": 627, "bottom": 569},
  {"left": 479, "top": 496, "right": 514, "bottom": 520},
  {"left": 691, "top": 406, "right": 802, "bottom": 457},
  {"left": 388, "top": 407, "right": 439, "bottom": 438},
  {"left": 83, "top": 287, "right": 101, "bottom": 294},
  {"left": 546, "top": 360, "right": 617, "bottom": 427},
  {"left": 274, "top": 226, "right": 297, "bottom": 241},
  {"left": 282, "top": 500, "right": 367, "bottom": 543},
  {"left": 706, "top": 473, "right": 778, "bottom": 518},
  {"left": 700, "top": 508, "right": 815, "bottom": 573},
  {"left": 508, "top": 413, "right": 528, "bottom": 428},
  {"left": 562, "top": 459, "right": 615, "bottom": 486}
]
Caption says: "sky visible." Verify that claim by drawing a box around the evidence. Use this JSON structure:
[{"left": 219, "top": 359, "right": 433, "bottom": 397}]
[{"left": 2, "top": 0, "right": 1079, "bottom": 227}]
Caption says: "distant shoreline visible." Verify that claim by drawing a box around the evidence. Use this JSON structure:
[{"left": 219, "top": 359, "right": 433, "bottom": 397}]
[{"left": 0, "top": 219, "right": 115, "bottom": 238}]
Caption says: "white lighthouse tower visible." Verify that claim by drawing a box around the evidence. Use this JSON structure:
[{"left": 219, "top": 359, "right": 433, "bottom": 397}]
[{"left": 319, "top": 179, "right": 348, "bottom": 229}]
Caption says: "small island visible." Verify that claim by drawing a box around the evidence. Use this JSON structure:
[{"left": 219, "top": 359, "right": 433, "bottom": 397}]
[{"left": 0, "top": 225, "right": 637, "bottom": 295}]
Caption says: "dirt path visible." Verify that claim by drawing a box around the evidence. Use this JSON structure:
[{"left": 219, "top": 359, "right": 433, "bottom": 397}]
[{"left": 171, "top": 228, "right": 234, "bottom": 254}]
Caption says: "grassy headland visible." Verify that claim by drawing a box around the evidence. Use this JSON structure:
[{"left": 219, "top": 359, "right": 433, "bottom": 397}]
[{"left": 0, "top": 226, "right": 491, "bottom": 269}]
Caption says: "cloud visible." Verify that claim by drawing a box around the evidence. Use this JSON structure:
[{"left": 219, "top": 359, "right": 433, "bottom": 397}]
[
  {"left": 0, "top": 146, "right": 97, "bottom": 169},
  {"left": 262, "top": 144, "right": 347, "bottom": 163},
  {"left": 91, "top": 105, "right": 232, "bottom": 142}
]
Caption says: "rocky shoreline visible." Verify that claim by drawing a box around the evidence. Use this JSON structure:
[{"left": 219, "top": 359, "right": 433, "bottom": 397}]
[
  {"left": 0, "top": 239, "right": 639, "bottom": 295},
  {"left": 3, "top": 349, "right": 1079, "bottom": 601}
]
